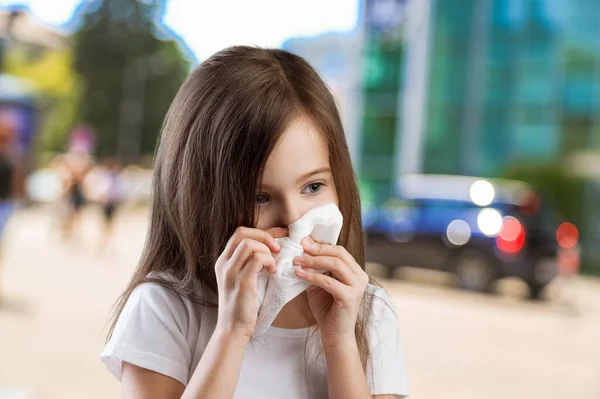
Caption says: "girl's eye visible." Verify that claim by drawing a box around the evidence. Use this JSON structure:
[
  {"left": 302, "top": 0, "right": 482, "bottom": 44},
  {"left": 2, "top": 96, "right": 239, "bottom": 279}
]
[
  {"left": 256, "top": 193, "right": 270, "bottom": 205},
  {"left": 302, "top": 182, "right": 325, "bottom": 195}
]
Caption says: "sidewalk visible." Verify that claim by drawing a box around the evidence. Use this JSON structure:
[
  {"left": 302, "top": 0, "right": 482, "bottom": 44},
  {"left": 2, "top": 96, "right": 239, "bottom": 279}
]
[
  {"left": 0, "top": 207, "right": 144, "bottom": 399},
  {"left": 0, "top": 387, "right": 33, "bottom": 399},
  {"left": 1, "top": 206, "right": 599, "bottom": 399}
]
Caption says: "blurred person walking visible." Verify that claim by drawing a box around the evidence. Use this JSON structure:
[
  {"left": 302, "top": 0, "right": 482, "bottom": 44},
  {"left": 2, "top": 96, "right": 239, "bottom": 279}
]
[
  {"left": 58, "top": 126, "right": 95, "bottom": 241},
  {"left": 98, "top": 157, "right": 124, "bottom": 255},
  {"left": 0, "top": 113, "right": 17, "bottom": 303},
  {"left": 61, "top": 151, "right": 91, "bottom": 240},
  {"left": 48, "top": 154, "right": 72, "bottom": 235}
]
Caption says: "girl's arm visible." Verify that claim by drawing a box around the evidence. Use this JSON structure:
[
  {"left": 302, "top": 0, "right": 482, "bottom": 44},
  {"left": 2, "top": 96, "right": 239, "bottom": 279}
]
[
  {"left": 121, "top": 363, "right": 184, "bottom": 399},
  {"left": 325, "top": 340, "right": 399, "bottom": 399},
  {"left": 180, "top": 329, "right": 249, "bottom": 399},
  {"left": 296, "top": 237, "right": 405, "bottom": 399},
  {"left": 120, "top": 330, "right": 248, "bottom": 399},
  {"left": 324, "top": 336, "right": 372, "bottom": 399}
]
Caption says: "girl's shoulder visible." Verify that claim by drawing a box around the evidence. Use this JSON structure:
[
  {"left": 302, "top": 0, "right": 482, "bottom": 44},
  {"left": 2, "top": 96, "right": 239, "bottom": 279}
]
[
  {"left": 366, "top": 283, "right": 400, "bottom": 325},
  {"left": 102, "top": 274, "right": 213, "bottom": 386},
  {"left": 366, "top": 283, "right": 393, "bottom": 300},
  {"left": 126, "top": 272, "right": 215, "bottom": 331},
  {"left": 127, "top": 279, "right": 194, "bottom": 330}
]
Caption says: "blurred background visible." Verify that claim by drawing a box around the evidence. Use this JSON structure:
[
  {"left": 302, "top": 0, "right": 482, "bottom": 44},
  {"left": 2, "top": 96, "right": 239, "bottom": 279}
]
[{"left": 0, "top": 0, "right": 598, "bottom": 398}]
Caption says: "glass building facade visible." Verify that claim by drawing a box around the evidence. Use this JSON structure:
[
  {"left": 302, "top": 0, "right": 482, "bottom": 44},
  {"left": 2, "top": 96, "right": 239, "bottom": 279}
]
[
  {"left": 422, "top": 0, "right": 565, "bottom": 176},
  {"left": 358, "top": 0, "right": 406, "bottom": 205}
]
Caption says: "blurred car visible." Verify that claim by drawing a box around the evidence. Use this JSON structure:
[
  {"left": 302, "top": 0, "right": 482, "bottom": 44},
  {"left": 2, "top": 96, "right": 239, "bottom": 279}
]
[{"left": 363, "top": 174, "right": 560, "bottom": 299}]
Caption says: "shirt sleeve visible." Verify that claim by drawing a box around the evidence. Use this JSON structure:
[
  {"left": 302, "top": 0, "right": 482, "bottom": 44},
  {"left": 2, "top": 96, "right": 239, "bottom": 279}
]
[
  {"left": 100, "top": 283, "right": 193, "bottom": 386},
  {"left": 366, "top": 286, "right": 409, "bottom": 398}
]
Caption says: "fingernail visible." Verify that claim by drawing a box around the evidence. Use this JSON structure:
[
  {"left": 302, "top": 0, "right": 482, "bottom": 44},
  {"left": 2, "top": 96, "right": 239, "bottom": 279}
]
[
  {"left": 301, "top": 237, "right": 313, "bottom": 248},
  {"left": 295, "top": 268, "right": 306, "bottom": 276},
  {"left": 293, "top": 256, "right": 304, "bottom": 265},
  {"left": 273, "top": 241, "right": 281, "bottom": 251}
]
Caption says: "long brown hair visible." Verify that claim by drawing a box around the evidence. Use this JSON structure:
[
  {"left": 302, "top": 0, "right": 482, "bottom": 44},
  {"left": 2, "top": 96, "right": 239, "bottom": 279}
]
[{"left": 108, "top": 46, "right": 372, "bottom": 368}]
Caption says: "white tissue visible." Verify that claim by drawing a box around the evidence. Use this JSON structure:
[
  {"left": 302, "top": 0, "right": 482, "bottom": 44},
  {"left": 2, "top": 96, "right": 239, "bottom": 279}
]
[{"left": 253, "top": 203, "right": 343, "bottom": 336}]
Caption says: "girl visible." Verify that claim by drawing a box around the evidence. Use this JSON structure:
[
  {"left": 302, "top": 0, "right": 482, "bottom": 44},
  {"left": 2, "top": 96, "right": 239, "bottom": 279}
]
[{"left": 101, "top": 46, "right": 408, "bottom": 399}]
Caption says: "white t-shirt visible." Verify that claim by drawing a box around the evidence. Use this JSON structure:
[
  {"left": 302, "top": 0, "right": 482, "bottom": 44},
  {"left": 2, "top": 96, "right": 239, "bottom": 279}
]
[{"left": 101, "top": 281, "right": 409, "bottom": 398}]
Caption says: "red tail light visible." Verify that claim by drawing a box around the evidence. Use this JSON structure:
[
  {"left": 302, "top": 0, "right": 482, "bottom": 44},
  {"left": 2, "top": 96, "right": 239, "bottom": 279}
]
[
  {"left": 496, "top": 216, "right": 525, "bottom": 253},
  {"left": 556, "top": 222, "right": 578, "bottom": 249}
]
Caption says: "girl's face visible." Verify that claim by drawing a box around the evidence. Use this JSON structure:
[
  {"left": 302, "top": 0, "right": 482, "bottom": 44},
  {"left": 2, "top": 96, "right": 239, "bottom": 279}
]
[{"left": 256, "top": 117, "right": 339, "bottom": 230}]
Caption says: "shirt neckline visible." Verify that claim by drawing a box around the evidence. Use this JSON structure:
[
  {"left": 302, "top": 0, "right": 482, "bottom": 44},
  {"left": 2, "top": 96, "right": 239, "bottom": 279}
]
[{"left": 264, "top": 325, "right": 314, "bottom": 338}]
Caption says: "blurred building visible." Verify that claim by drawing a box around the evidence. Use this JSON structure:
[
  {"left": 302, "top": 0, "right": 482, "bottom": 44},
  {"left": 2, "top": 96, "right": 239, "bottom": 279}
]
[
  {"left": 419, "top": 0, "right": 600, "bottom": 177},
  {"left": 424, "top": 0, "right": 562, "bottom": 175},
  {"left": 358, "top": 0, "right": 600, "bottom": 177},
  {"left": 356, "top": 0, "right": 408, "bottom": 205},
  {"left": 0, "top": 8, "right": 66, "bottom": 66},
  {"left": 282, "top": 31, "right": 363, "bottom": 165},
  {"left": 0, "top": 7, "right": 67, "bottom": 100},
  {"left": 560, "top": 0, "right": 600, "bottom": 154}
]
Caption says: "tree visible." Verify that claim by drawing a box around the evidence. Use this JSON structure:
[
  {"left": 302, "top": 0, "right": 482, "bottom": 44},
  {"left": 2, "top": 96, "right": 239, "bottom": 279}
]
[
  {"left": 500, "top": 161, "right": 585, "bottom": 227},
  {"left": 73, "top": 0, "right": 190, "bottom": 162}
]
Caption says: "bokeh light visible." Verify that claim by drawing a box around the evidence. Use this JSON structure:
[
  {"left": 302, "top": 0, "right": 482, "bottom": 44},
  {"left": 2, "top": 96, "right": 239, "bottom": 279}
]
[
  {"left": 556, "top": 222, "right": 579, "bottom": 249},
  {"left": 477, "top": 208, "right": 503, "bottom": 237},
  {"left": 446, "top": 219, "right": 471, "bottom": 246},
  {"left": 469, "top": 179, "right": 495, "bottom": 207},
  {"left": 496, "top": 216, "right": 525, "bottom": 253}
]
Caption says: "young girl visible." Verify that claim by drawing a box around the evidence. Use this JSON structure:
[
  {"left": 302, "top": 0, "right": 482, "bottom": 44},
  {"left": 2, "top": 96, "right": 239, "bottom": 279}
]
[{"left": 101, "top": 46, "right": 408, "bottom": 399}]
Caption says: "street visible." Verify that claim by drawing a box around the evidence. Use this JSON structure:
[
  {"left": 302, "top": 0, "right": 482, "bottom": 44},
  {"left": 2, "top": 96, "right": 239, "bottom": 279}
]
[{"left": 0, "top": 206, "right": 599, "bottom": 399}]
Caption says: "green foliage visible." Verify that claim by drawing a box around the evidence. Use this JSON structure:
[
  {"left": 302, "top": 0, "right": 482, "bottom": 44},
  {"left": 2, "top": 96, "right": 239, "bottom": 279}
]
[
  {"left": 563, "top": 44, "right": 598, "bottom": 75},
  {"left": 500, "top": 161, "right": 585, "bottom": 226},
  {"left": 73, "top": 0, "right": 189, "bottom": 160}
]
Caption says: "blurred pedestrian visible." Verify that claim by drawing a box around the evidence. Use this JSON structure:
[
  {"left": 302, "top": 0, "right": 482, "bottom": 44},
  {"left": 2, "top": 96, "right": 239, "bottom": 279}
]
[
  {"left": 48, "top": 154, "right": 70, "bottom": 234},
  {"left": 60, "top": 148, "right": 92, "bottom": 241},
  {"left": 0, "top": 114, "right": 17, "bottom": 303},
  {"left": 98, "top": 157, "right": 124, "bottom": 255}
]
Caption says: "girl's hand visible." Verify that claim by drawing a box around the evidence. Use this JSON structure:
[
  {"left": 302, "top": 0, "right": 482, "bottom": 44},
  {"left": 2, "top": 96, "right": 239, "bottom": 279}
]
[
  {"left": 293, "top": 237, "right": 369, "bottom": 351},
  {"left": 214, "top": 226, "right": 287, "bottom": 340}
]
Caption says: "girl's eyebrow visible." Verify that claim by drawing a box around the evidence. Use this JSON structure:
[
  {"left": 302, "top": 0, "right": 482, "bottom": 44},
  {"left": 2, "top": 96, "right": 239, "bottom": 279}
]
[
  {"left": 295, "top": 167, "right": 331, "bottom": 184},
  {"left": 260, "top": 167, "right": 331, "bottom": 190}
]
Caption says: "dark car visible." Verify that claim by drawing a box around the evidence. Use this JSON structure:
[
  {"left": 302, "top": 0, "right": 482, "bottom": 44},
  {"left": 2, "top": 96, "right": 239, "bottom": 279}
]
[{"left": 363, "top": 174, "right": 559, "bottom": 299}]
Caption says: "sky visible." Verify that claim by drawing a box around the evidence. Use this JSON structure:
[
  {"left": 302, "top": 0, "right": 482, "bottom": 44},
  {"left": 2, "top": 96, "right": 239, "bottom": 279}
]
[{"left": 0, "top": 0, "right": 360, "bottom": 61}]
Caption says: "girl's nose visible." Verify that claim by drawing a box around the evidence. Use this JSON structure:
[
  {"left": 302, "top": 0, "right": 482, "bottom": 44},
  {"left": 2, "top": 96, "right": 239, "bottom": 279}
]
[{"left": 279, "top": 198, "right": 306, "bottom": 228}]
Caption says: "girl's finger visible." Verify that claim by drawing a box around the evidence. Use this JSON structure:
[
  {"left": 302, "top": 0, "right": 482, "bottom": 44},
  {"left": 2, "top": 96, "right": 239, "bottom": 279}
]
[
  {"left": 227, "top": 238, "right": 273, "bottom": 275},
  {"left": 224, "top": 227, "right": 285, "bottom": 257},
  {"left": 300, "top": 237, "right": 362, "bottom": 274},
  {"left": 293, "top": 255, "right": 356, "bottom": 286},
  {"left": 294, "top": 267, "right": 349, "bottom": 299},
  {"left": 237, "top": 252, "right": 277, "bottom": 289}
]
